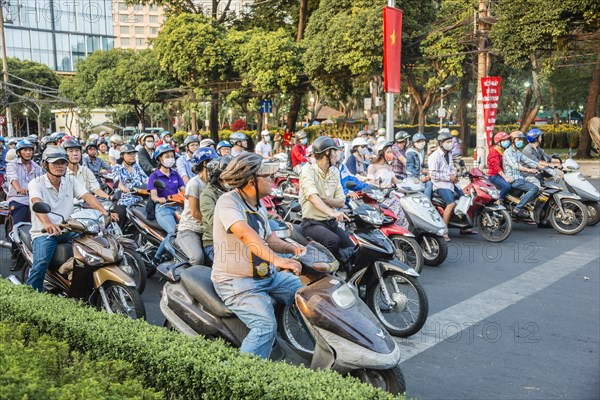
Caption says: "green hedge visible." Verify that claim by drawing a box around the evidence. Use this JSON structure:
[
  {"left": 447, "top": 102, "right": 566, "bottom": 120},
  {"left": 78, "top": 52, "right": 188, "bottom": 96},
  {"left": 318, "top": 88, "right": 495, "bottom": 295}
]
[
  {"left": 0, "top": 321, "right": 162, "bottom": 399},
  {"left": 0, "top": 280, "right": 401, "bottom": 400}
]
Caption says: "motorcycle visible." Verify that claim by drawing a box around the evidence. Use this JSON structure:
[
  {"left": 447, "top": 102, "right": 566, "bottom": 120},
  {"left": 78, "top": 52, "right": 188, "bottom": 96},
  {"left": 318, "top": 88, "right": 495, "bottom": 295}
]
[
  {"left": 158, "top": 241, "right": 406, "bottom": 394},
  {"left": 431, "top": 168, "right": 513, "bottom": 242},
  {"left": 557, "top": 157, "right": 600, "bottom": 226},
  {"left": 503, "top": 166, "right": 588, "bottom": 234},
  {"left": 1, "top": 202, "right": 145, "bottom": 319},
  {"left": 273, "top": 154, "right": 300, "bottom": 195}
]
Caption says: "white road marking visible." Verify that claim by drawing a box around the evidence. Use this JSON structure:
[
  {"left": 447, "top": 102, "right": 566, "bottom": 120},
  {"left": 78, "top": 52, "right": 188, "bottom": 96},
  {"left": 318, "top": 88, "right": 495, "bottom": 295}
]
[{"left": 396, "top": 240, "right": 599, "bottom": 362}]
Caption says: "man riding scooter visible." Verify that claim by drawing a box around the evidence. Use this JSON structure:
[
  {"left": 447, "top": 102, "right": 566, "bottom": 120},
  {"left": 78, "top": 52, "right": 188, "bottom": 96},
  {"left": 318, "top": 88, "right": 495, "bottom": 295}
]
[
  {"left": 212, "top": 153, "right": 305, "bottom": 359},
  {"left": 522, "top": 128, "right": 553, "bottom": 187},
  {"left": 502, "top": 131, "right": 541, "bottom": 219}
]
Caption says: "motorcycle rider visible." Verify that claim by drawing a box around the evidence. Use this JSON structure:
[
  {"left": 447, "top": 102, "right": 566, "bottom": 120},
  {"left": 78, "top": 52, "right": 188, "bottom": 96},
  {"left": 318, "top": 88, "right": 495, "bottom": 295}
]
[
  {"left": 148, "top": 144, "right": 186, "bottom": 266},
  {"left": 503, "top": 131, "right": 541, "bottom": 219},
  {"left": 97, "top": 139, "right": 110, "bottom": 163},
  {"left": 200, "top": 138, "right": 216, "bottom": 149},
  {"left": 216, "top": 140, "right": 232, "bottom": 157},
  {"left": 331, "top": 138, "right": 364, "bottom": 200},
  {"left": 299, "top": 136, "right": 355, "bottom": 262},
  {"left": 27, "top": 147, "right": 116, "bottom": 292},
  {"left": 212, "top": 152, "right": 304, "bottom": 359},
  {"left": 406, "top": 133, "right": 433, "bottom": 199},
  {"left": 290, "top": 131, "right": 308, "bottom": 169},
  {"left": 200, "top": 155, "right": 232, "bottom": 262},
  {"left": 391, "top": 131, "right": 410, "bottom": 180},
  {"left": 138, "top": 133, "right": 158, "bottom": 176},
  {"left": 487, "top": 132, "right": 513, "bottom": 200},
  {"left": 255, "top": 130, "right": 273, "bottom": 160},
  {"left": 449, "top": 129, "right": 464, "bottom": 173},
  {"left": 345, "top": 137, "right": 369, "bottom": 176},
  {"left": 63, "top": 140, "right": 111, "bottom": 201},
  {"left": 108, "top": 134, "right": 124, "bottom": 166},
  {"left": 83, "top": 141, "right": 110, "bottom": 185},
  {"left": 176, "top": 135, "right": 201, "bottom": 184},
  {"left": 522, "top": 128, "right": 552, "bottom": 187},
  {"left": 156, "top": 131, "right": 178, "bottom": 152},
  {"left": 113, "top": 144, "right": 148, "bottom": 226},
  {"left": 176, "top": 147, "right": 219, "bottom": 266},
  {"left": 367, "top": 141, "right": 399, "bottom": 188},
  {"left": 229, "top": 131, "right": 249, "bottom": 157}
]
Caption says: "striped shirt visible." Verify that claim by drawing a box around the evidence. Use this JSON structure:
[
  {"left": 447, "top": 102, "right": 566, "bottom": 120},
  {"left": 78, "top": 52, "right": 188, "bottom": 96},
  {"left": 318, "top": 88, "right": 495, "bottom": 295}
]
[
  {"left": 503, "top": 147, "right": 539, "bottom": 182},
  {"left": 6, "top": 158, "right": 44, "bottom": 205}
]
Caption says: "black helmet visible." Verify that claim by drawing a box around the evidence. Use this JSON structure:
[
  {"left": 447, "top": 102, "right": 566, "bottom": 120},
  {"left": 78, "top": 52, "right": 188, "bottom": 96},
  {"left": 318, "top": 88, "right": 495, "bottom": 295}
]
[
  {"left": 62, "top": 139, "right": 82, "bottom": 150},
  {"left": 312, "top": 136, "right": 340, "bottom": 154},
  {"left": 183, "top": 135, "right": 201, "bottom": 147},
  {"left": 121, "top": 143, "right": 138, "bottom": 154},
  {"left": 207, "top": 155, "right": 233, "bottom": 184},
  {"left": 437, "top": 131, "right": 453, "bottom": 143},
  {"left": 85, "top": 141, "right": 98, "bottom": 151},
  {"left": 394, "top": 131, "right": 410, "bottom": 142},
  {"left": 220, "top": 152, "right": 263, "bottom": 188}
]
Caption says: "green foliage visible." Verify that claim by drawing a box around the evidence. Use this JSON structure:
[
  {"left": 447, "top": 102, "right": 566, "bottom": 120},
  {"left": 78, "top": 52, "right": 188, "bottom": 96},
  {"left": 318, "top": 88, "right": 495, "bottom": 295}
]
[
  {"left": 0, "top": 279, "right": 402, "bottom": 400},
  {"left": 0, "top": 321, "right": 161, "bottom": 399}
]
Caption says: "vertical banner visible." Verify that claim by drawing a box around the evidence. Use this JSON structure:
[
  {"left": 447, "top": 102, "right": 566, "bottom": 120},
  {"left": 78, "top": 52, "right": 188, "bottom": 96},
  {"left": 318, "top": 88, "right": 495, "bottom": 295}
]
[
  {"left": 481, "top": 76, "right": 502, "bottom": 148},
  {"left": 383, "top": 7, "right": 403, "bottom": 93}
]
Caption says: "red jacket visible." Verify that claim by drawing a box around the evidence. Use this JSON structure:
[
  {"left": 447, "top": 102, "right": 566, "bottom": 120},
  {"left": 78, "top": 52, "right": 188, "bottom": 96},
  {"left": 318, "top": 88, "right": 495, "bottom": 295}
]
[
  {"left": 487, "top": 146, "right": 504, "bottom": 177},
  {"left": 291, "top": 143, "right": 307, "bottom": 167}
]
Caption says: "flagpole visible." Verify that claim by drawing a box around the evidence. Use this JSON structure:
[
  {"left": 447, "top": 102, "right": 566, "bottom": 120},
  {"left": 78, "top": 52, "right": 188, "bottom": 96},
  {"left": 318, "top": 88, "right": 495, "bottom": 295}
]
[{"left": 385, "top": 0, "right": 395, "bottom": 142}]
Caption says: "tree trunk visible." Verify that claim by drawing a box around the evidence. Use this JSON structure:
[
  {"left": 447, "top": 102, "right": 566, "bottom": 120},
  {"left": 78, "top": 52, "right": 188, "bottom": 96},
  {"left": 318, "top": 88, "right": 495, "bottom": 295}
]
[
  {"left": 549, "top": 83, "right": 558, "bottom": 128},
  {"left": 409, "top": 99, "right": 418, "bottom": 125},
  {"left": 520, "top": 88, "right": 532, "bottom": 126},
  {"left": 417, "top": 105, "right": 426, "bottom": 133},
  {"left": 519, "top": 62, "right": 542, "bottom": 133},
  {"left": 286, "top": 93, "right": 302, "bottom": 133},
  {"left": 134, "top": 105, "right": 146, "bottom": 130},
  {"left": 297, "top": 0, "right": 308, "bottom": 42},
  {"left": 576, "top": 52, "right": 600, "bottom": 159},
  {"left": 209, "top": 93, "right": 219, "bottom": 142}
]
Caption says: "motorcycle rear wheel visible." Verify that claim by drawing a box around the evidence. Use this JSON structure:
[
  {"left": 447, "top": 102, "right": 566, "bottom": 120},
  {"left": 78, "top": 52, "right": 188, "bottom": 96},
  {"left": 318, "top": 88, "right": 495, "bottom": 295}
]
[
  {"left": 550, "top": 199, "right": 588, "bottom": 235},
  {"left": 419, "top": 234, "right": 448, "bottom": 266},
  {"left": 476, "top": 209, "right": 512, "bottom": 243},
  {"left": 585, "top": 202, "right": 600, "bottom": 226},
  {"left": 389, "top": 236, "right": 424, "bottom": 274},
  {"left": 120, "top": 248, "right": 147, "bottom": 294},
  {"left": 367, "top": 272, "right": 428, "bottom": 337},
  {"left": 96, "top": 282, "right": 146, "bottom": 320},
  {"left": 349, "top": 366, "right": 406, "bottom": 395}
]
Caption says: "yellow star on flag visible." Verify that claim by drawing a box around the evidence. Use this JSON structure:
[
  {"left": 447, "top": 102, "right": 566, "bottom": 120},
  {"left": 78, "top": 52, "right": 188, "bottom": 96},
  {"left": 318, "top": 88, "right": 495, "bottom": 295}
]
[{"left": 390, "top": 30, "right": 396, "bottom": 46}]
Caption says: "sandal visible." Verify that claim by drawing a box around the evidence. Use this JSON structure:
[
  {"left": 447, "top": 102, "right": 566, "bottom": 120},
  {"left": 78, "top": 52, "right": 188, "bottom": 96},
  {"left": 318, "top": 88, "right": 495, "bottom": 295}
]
[
  {"left": 460, "top": 228, "right": 478, "bottom": 235},
  {"left": 443, "top": 234, "right": 451, "bottom": 242}
]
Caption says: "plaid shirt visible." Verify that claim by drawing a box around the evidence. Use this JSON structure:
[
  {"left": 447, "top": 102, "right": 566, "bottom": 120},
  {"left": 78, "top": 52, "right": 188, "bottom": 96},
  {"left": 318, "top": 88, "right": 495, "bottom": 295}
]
[
  {"left": 391, "top": 144, "right": 406, "bottom": 179},
  {"left": 503, "top": 147, "right": 539, "bottom": 181},
  {"left": 428, "top": 148, "right": 455, "bottom": 190}
]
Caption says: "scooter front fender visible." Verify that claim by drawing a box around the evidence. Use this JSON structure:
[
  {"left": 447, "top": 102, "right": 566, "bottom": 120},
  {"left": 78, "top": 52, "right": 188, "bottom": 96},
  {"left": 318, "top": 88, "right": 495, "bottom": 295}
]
[
  {"left": 117, "top": 237, "right": 139, "bottom": 250},
  {"left": 483, "top": 203, "right": 507, "bottom": 212},
  {"left": 376, "top": 259, "right": 420, "bottom": 277},
  {"left": 93, "top": 266, "right": 136, "bottom": 288}
]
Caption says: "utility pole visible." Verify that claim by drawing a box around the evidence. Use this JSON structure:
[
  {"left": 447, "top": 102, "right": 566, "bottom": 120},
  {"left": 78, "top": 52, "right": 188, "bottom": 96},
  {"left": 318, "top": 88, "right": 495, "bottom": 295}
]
[
  {"left": 475, "top": 0, "right": 489, "bottom": 167},
  {"left": 0, "top": 0, "right": 13, "bottom": 137}
]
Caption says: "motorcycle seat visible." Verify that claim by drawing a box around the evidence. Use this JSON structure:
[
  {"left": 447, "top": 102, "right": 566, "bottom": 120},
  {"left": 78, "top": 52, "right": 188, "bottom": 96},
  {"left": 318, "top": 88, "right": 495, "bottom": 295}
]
[
  {"left": 180, "top": 266, "right": 234, "bottom": 318},
  {"left": 17, "top": 224, "right": 73, "bottom": 269},
  {"left": 292, "top": 224, "right": 309, "bottom": 246},
  {"left": 130, "top": 206, "right": 166, "bottom": 233},
  {"left": 508, "top": 188, "right": 524, "bottom": 198}
]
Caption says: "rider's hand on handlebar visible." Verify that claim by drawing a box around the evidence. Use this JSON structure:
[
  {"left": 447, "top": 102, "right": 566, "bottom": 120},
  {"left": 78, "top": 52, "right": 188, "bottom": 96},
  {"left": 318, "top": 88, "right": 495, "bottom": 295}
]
[
  {"left": 109, "top": 212, "right": 119, "bottom": 222},
  {"left": 158, "top": 197, "right": 167, "bottom": 204},
  {"left": 347, "top": 191, "right": 360, "bottom": 200},
  {"left": 43, "top": 222, "right": 62, "bottom": 236},
  {"left": 450, "top": 174, "right": 457, "bottom": 183},
  {"left": 331, "top": 210, "right": 350, "bottom": 222},
  {"left": 274, "top": 257, "right": 302, "bottom": 275}
]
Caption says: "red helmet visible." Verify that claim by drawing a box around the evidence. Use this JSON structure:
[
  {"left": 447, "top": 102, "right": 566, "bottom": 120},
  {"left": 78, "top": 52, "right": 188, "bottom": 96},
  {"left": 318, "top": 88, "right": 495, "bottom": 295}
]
[{"left": 493, "top": 131, "right": 509, "bottom": 144}]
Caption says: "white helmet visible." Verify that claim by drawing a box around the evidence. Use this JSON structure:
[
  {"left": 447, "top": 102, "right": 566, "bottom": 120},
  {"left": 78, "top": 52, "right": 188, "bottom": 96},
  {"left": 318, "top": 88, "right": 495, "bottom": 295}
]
[
  {"left": 439, "top": 127, "right": 450, "bottom": 135},
  {"left": 377, "top": 127, "right": 386, "bottom": 137},
  {"left": 351, "top": 137, "right": 369, "bottom": 148}
]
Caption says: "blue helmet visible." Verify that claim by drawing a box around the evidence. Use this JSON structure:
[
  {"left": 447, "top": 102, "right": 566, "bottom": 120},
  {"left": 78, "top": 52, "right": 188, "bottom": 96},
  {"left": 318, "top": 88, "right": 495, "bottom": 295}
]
[
  {"left": 16, "top": 139, "right": 35, "bottom": 154},
  {"left": 526, "top": 128, "right": 543, "bottom": 143},
  {"left": 217, "top": 140, "right": 232, "bottom": 151},
  {"left": 412, "top": 132, "right": 426, "bottom": 142},
  {"left": 192, "top": 147, "right": 218, "bottom": 165},
  {"left": 160, "top": 131, "right": 171, "bottom": 140},
  {"left": 153, "top": 143, "right": 175, "bottom": 160}
]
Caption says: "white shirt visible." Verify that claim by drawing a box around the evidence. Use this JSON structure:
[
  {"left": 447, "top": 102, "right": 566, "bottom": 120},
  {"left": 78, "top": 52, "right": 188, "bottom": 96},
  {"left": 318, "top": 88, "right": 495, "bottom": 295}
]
[
  {"left": 66, "top": 165, "right": 100, "bottom": 193},
  {"left": 28, "top": 174, "right": 88, "bottom": 240},
  {"left": 109, "top": 147, "right": 121, "bottom": 162},
  {"left": 255, "top": 141, "right": 272, "bottom": 159}
]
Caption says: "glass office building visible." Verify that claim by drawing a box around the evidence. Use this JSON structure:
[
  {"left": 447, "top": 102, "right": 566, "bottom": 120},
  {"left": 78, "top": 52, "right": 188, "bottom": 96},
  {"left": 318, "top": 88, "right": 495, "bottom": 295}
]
[{"left": 2, "top": 0, "right": 115, "bottom": 72}]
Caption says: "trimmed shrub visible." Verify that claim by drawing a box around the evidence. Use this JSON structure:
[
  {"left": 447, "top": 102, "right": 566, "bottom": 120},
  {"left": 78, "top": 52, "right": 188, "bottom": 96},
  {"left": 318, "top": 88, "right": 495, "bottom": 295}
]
[
  {"left": 0, "top": 321, "right": 162, "bottom": 399},
  {"left": 0, "top": 280, "right": 402, "bottom": 399}
]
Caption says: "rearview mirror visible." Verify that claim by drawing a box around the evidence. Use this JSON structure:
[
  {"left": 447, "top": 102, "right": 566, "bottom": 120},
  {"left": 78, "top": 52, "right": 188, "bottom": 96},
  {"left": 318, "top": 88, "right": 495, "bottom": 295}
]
[
  {"left": 345, "top": 181, "right": 357, "bottom": 190},
  {"left": 459, "top": 159, "right": 466, "bottom": 167},
  {"left": 153, "top": 180, "right": 166, "bottom": 189},
  {"left": 32, "top": 202, "right": 51, "bottom": 214},
  {"left": 112, "top": 190, "right": 122, "bottom": 201}
]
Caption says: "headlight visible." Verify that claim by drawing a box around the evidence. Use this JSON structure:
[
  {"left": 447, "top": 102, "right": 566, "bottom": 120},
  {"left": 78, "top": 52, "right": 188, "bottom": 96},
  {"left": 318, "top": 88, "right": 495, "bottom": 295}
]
[
  {"left": 75, "top": 244, "right": 104, "bottom": 266},
  {"left": 359, "top": 209, "right": 384, "bottom": 225},
  {"left": 80, "top": 218, "right": 100, "bottom": 234},
  {"left": 331, "top": 284, "right": 357, "bottom": 309}
]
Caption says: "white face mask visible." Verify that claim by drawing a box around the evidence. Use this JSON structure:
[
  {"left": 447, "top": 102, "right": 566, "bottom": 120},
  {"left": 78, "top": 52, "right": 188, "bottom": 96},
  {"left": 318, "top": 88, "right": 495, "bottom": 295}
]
[
  {"left": 308, "top": 156, "right": 316, "bottom": 165},
  {"left": 358, "top": 147, "right": 367, "bottom": 155},
  {"left": 162, "top": 158, "right": 175, "bottom": 168},
  {"left": 415, "top": 142, "right": 426, "bottom": 150},
  {"left": 146, "top": 141, "right": 155, "bottom": 149},
  {"left": 263, "top": 136, "right": 270, "bottom": 142},
  {"left": 442, "top": 142, "right": 454, "bottom": 151}
]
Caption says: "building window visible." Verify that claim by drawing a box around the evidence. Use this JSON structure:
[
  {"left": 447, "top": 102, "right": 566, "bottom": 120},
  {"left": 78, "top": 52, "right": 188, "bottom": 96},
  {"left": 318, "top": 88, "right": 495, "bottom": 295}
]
[
  {"left": 121, "top": 37, "right": 130, "bottom": 46},
  {"left": 136, "top": 38, "right": 145, "bottom": 47},
  {"left": 149, "top": 5, "right": 158, "bottom": 11},
  {"left": 134, "top": 4, "right": 143, "bottom": 11},
  {"left": 149, "top": 15, "right": 158, "bottom": 23},
  {"left": 135, "top": 26, "right": 144, "bottom": 35},
  {"left": 134, "top": 14, "right": 143, "bottom": 23},
  {"left": 150, "top": 27, "right": 158, "bottom": 35},
  {"left": 119, "top": 14, "right": 129, "bottom": 23},
  {"left": 120, "top": 26, "right": 129, "bottom": 35},
  {"left": 119, "top": 2, "right": 128, "bottom": 10}
]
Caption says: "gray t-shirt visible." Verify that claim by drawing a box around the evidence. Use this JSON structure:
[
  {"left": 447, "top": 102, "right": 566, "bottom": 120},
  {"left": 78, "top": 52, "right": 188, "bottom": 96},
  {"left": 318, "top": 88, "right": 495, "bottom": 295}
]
[
  {"left": 211, "top": 190, "right": 273, "bottom": 284},
  {"left": 178, "top": 175, "right": 205, "bottom": 233}
]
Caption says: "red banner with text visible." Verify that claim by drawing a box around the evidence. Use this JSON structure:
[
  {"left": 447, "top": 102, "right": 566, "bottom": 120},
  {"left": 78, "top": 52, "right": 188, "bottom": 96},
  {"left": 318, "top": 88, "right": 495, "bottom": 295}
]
[
  {"left": 481, "top": 76, "right": 502, "bottom": 148},
  {"left": 383, "top": 7, "right": 403, "bottom": 93}
]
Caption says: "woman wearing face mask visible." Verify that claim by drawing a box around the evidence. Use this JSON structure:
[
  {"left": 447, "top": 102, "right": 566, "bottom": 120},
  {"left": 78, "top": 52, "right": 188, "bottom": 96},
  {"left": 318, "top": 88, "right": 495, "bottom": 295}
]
[
  {"left": 113, "top": 144, "right": 148, "bottom": 227},
  {"left": 138, "top": 133, "right": 158, "bottom": 176},
  {"left": 487, "top": 131, "right": 513, "bottom": 200},
  {"left": 345, "top": 137, "right": 369, "bottom": 175},
  {"left": 148, "top": 144, "right": 186, "bottom": 266},
  {"left": 367, "top": 141, "right": 399, "bottom": 188},
  {"left": 291, "top": 131, "right": 308, "bottom": 169},
  {"left": 406, "top": 133, "right": 433, "bottom": 199}
]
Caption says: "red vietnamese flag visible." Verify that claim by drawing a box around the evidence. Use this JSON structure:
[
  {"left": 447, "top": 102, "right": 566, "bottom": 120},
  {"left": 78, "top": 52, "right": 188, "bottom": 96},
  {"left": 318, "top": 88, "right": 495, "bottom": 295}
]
[{"left": 383, "top": 7, "right": 403, "bottom": 93}]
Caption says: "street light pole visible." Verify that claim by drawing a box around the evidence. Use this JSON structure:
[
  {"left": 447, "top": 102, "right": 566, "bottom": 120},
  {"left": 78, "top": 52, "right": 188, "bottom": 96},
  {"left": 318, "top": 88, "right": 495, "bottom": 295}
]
[
  {"left": 0, "top": 1, "right": 14, "bottom": 137},
  {"left": 24, "top": 108, "right": 29, "bottom": 135}
]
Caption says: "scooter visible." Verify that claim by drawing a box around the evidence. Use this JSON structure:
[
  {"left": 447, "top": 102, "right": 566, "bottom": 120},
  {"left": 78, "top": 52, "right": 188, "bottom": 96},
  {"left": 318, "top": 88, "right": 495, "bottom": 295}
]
[
  {"left": 557, "top": 157, "right": 600, "bottom": 226},
  {"left": 503, "top": 166, "right": 588, "bottom": 235},
  {"left": 1, "top": 202, "right": 145, "bottom": 319},
  {"left": 431, "top": 168, "right": 512, "bottom": 242},
  {"left": 158, "top": 241, "right": 406, "bottom": 395}
]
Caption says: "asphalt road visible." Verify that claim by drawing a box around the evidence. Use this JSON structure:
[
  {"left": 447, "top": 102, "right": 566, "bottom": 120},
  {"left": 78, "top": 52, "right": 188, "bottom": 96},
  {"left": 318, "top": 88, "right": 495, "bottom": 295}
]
[{"left": 1, "top": 180, "right": 599, "bottom": 400}]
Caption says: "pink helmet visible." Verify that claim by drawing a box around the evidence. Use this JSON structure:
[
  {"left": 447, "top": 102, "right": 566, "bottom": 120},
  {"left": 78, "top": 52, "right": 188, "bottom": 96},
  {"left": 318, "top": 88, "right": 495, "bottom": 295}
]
[{"left": 493, "top": 131, "right": 510, "bottom": 145}]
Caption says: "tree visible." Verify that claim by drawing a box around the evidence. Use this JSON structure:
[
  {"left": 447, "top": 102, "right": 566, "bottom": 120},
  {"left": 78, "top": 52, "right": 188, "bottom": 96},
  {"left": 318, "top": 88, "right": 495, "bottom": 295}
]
[{"left": 61, "top": 49, "right": 175, "bottom": 130}]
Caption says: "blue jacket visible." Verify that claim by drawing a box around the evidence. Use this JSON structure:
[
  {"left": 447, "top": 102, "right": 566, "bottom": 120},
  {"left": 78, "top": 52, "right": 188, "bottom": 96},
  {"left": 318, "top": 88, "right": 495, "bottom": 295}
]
[
  {"left": 406, "top": 148, "right": 424, "bottom": 177},
  {"left": 337, "top": 163, "right": 368, "bottom": 195}
]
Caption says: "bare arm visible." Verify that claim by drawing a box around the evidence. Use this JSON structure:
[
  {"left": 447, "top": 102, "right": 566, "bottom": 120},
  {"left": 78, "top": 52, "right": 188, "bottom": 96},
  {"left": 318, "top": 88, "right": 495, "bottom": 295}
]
[
  {"left": 265, "top": 232, "right": 304, "bottom": 255},
  {"left": 150, "top": 189, "right": 166, "bottom": 204},
  {"left": 188, "top": 195, "right": 202, "bottom": 221}
]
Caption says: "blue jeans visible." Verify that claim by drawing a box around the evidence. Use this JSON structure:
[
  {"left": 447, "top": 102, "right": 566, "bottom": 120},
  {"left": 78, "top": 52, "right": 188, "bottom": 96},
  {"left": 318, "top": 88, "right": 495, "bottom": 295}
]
[
  {"left": 154, "top": 204, "right": 178, "bottom": 260},
  {"left": 214, "top": 270, "right": 304, "bottom": 359},
  {"left": 511, "top": 179, "right": 539, "bottom": 209},
  {"left": 436, "top": 185, "right": 465, "bottom": 205},
  {"left": 28, "top": 232, "right": 78, "bottom": 292},
  {"left": 423, "top": 180, "right": 433, "bottom": 199},
  {"left": 489, "top": 174, "right": 512, "bottom": 200},
  {"left": 204, "top": 244, "right": 214, "bottom": 262}
]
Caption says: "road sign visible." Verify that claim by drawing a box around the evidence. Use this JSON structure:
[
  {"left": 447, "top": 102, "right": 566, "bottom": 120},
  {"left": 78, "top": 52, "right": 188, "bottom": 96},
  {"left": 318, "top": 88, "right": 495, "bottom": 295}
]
[
  {"left": 259, "top": 99, "right": 272, "bottom": 114},
  {"left": 0, "top": 115, "right": 5, "bottom": 125}
]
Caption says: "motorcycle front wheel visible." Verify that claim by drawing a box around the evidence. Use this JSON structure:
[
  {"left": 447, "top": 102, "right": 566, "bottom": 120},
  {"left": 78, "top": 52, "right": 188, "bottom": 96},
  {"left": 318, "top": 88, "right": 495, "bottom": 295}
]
[
  {"left": 419, "top": 234, "right": 448, "bottom": 266},
  {"left": 96, "top": 282, "right": 146, "bottom": 320},
  {"left": 476, "top": 209, "right": 512, "bottom": 242},
  {"left": 389, "top": 235, "right": 424, "bottom": 274},
  {"left": 277, "top": 303, "right": 315, "bottom": 359},
  {"left": 367, "top": 271, "right": 428, "bottom": 337},
  {"left": 120, "top": 248, "right": 147, "bottom": 294},
  {"left": 348, "top": 366, "right": 406, "bottom": 395},
  {"left": 585, "top": 202, "right": 600, "bottom": 226},
  {"left": 550, "top": 199, "right": 588, "bottom": 235}
]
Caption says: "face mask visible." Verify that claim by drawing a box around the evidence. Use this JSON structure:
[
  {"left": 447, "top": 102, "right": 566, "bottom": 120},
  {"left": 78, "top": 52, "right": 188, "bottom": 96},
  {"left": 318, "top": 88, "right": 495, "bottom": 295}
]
[
  {"left": 515, "top": 140, "right": 524, "bottom": 149},
  {"left": 308, "top": 157, "right": 316, "bottom": 165},
  {"left": 146, "top": 141, "right": 155, "bottom": 149},
  {"left": 442, "top": 142, "right": 453, "bottom": 151},
  {"left": 358, "top": 147, "right": 367, "bottom": 155},
  {"left": 301, "top": 138, "right": 307, "bottom": 145},
  {"left": 415, "top": 142, "right": 426, "bottom": 150},
  {"left": 336, "top": 151, "right": 344, "bottom": 163},
  {"left": 501, "top": 140, "right": 510, "bottom": 149},
  {"left": 263, "top": 136, "right": 270, "bottom": 142},
  {"left": 162, "top": 158, "right": 175, "bottom": 168}
]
